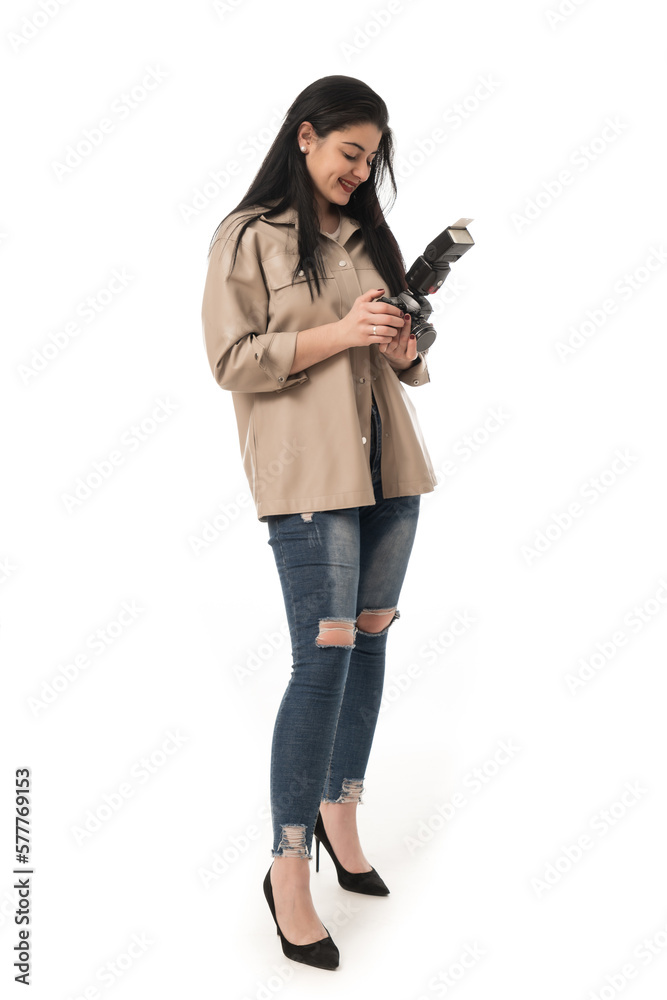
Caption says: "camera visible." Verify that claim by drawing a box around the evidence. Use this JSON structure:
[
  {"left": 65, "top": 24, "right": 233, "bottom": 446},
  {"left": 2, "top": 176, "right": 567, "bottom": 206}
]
[{"left": 375, "top": 218, "right": 475, "bottom": 350}]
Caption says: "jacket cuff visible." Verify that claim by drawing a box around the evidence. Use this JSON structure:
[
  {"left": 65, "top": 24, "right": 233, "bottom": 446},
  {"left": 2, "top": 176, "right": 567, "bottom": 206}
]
[
  {"left": 252, "top": 330, "right": 309, "bottom": 391},
  {"left": 393, "top": 351, "right": 430, "bottom": 387}
]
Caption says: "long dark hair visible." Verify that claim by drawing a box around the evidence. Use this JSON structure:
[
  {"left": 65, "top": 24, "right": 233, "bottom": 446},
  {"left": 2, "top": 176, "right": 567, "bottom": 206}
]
[{"left": 207, "top": 75, "right": 407, "bottom": 301}]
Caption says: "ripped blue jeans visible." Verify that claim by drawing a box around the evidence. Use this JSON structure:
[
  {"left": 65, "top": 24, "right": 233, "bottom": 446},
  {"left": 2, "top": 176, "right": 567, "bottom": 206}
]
[{"left": 265, "top": 395, "right": 421, "bottom": 858}]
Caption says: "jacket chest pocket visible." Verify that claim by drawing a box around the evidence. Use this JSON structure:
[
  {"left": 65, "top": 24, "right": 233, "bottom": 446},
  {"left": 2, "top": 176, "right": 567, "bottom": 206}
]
[
  {"left": 353, "top": 266, "right": 392, "bottom": 298},
  {"left": 262, "top": 253, "right": 338, "bottom": 326},
  {"left": 262, "top": 253, "right": 335, "bottom": 290}
]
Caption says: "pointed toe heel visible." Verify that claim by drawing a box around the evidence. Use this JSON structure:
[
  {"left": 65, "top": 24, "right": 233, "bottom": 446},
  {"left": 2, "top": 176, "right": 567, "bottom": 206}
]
[
  {"left": 263, "top": 864, "right": 339, "bottom": 970},
  {"left": 314, "top": 810, "right": 390, "bottom": 896}
]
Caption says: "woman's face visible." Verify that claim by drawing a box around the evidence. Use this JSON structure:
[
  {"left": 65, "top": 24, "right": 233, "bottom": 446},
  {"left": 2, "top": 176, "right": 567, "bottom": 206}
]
[{"left": 298, "top": 121, "right": 383, "bottom": 215}]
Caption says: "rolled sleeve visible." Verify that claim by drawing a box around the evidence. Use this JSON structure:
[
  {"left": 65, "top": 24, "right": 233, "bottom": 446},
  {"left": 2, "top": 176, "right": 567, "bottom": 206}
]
[
  {"left": 201, "top": 232, "right": 309, "bottom": 393},
  {"left": 394, "top": 351, "right": 431, "bottom": 387}
]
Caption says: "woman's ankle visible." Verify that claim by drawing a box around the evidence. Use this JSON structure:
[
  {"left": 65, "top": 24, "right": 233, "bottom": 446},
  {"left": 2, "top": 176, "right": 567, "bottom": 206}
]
[
  {"left": 271, "top": 856, "right": 311, "bottom": 883},
  {"left": 320, "top": 800, "right": 359, "bottom": 825}
]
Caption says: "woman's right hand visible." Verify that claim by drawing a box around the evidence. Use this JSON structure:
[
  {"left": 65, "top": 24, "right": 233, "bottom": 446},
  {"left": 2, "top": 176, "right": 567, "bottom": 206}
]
[{"left": 337, "top": 288, "right": 405, "bottom": 349}]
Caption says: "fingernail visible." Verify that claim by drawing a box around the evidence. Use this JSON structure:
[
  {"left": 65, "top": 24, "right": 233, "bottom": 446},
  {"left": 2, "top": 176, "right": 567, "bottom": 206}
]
[{"left": 409, "top": 333, "right": 416, "bottom": 339}]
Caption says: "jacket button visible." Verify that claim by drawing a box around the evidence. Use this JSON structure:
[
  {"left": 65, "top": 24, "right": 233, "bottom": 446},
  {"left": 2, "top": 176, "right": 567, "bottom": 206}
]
[
  {"left": 278, "top": 376, "right": 284, "bottom": 382},
  {"left": 413, "top": 379, "right": 419, "bottom": 385},
  {"left": 361, "top": 436, "right": 367, "bottom": 445},
  {"left": 338, "top": 260, "right": 347, "bottom": 267},
  {"left": 359, "top": 377, "right": 366, "bottom": 383},
  {"left": 255, "top": 353, "right": 259, "bottom": 359},
  {"left": 298, "top": 270, "right": 304, "bottom": 276}
]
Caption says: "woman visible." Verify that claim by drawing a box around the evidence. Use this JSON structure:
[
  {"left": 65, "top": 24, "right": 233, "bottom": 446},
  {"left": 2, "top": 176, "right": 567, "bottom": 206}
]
[{"left": 201, "top": 75, "right": 438, "bottom": 970}]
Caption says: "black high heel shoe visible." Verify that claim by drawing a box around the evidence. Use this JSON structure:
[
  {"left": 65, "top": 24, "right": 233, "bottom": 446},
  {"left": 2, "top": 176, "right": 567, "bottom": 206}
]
[
  {"left": 314, "top": 809, "right": 390, "bottom": 896},
  {"left": 263, "top": 863, "right": 339, "bottom": 970}
]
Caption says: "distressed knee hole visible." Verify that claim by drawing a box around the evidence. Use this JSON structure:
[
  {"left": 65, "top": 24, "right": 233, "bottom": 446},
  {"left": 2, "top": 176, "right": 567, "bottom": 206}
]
[
  {"left": 316, "top": 619, "right": 357, "bottom": 648},
  {"left": 356, "top": 607, "right": 400, "bottom": 634},
  {"left": 300, "top": 512, "right": 314, "bottom": 522},
  {"left": 276, "top": 824, "right": 310, "bottom": 858}
]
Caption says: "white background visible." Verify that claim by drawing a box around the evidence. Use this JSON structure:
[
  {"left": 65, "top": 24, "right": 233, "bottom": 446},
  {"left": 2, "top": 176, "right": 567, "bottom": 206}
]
[{"left": 2, "top": 0, "right": 667, "bottom": 996}]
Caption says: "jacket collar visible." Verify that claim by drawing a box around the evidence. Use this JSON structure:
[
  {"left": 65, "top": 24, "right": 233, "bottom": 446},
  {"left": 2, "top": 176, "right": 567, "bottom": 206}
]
[
  {"left": 258, "top": 202, "right": 299, "bottom": 227},
  {"left": 259, "top": 199, "right": 361, "bottom": 245}
]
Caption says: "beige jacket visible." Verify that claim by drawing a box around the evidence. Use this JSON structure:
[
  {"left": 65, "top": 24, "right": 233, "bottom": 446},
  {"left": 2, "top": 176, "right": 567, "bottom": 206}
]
[{"left": 201, "top": 200, "right": 438, "bottom": 521}]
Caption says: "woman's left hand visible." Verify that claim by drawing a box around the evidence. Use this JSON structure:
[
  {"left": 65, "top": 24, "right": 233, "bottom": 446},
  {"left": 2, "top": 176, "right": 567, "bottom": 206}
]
[{"left": 378, "top": 313, "right": 418, "bottom": 369}]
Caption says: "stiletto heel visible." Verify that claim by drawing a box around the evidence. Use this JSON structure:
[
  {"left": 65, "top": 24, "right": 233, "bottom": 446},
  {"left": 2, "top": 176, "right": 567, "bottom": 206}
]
[
  {"left": 314, "top": 809, "right": 390, "bottom": 896},
  {"left": 263, "top": 863, "right": 339, "bottom": 970},
  {"left": 316, "top": 834, "right": 320, "bottom": 872}
]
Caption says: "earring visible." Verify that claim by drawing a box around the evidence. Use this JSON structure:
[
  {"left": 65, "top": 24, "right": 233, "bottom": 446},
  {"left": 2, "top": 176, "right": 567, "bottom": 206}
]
[{"left": 300, "top": 146, "right": 306, "bottom": 152}]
